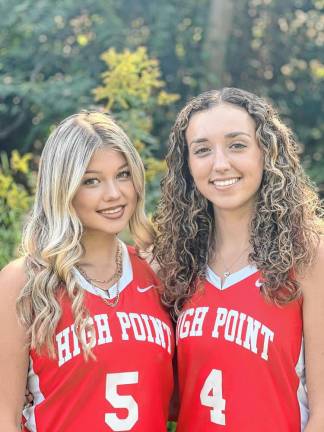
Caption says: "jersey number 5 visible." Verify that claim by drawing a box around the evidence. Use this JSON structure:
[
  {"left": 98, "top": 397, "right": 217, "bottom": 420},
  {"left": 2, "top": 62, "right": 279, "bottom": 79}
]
[
  {"left": 105, "top": 371, "right": 139, "bottom": 431},
  {"left": 200, "top": 369, "right": 226, "bottom": 425}
]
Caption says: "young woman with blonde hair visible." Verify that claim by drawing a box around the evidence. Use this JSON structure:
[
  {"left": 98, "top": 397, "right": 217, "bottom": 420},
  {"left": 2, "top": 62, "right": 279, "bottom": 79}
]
[
  {"left": 0, "top": 111, "right": 174, "bottom": 431},
  {"left": 154, "top": 88, "right": 324, "bottom": 431}
]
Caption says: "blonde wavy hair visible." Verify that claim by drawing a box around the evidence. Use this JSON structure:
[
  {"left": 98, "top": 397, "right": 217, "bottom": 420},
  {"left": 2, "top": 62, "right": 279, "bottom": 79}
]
[
  {"left": 153, "top": 88, "right": 322, "bottom": 316},
  {"left": 17, "top": 111, "right": 153, "bottom": 357}
]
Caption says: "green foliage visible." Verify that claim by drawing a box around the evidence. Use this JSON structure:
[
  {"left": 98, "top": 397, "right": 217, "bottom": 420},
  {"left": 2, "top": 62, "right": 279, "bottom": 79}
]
[
  {"left": 167, "top": 421, "right": 177, "bottom": 431},
  {"left": 115, "top": 0, "right": 210, "bottom": 152},
  {"left": 1, "top": 0, "right": 323, "bottom": 265},
  {"left": 226, "top": 0, "right": 324, "bottom": 187},
  {"left": 95, "top": 47, "right": 165, "bottom": 109},
  {"left": 2, "top": 0, "right": 323, "bottom": 192},
  {"left": 0, "top": 0, "right": 209, "bottom": 157},
  {"left": 0, "top": 151, "right": 34, "bottom": 268},
  {"left": 94, "top": 46, "right": 179, "bottom": 211},
  {"left": 0, "top": 0, "right": 124, "bottom": 152},
  {"left": 116, "top": 0, "right": 209, "bottom": 94}
]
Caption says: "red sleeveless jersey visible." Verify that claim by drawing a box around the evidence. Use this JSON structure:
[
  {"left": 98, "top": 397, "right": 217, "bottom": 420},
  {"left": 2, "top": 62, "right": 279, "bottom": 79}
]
[
  {"left": 23, "top": 243, "right": 174, "bottom": 432},
  {"left": 176, "top": 265, "right": 308, "bottom": 432}
]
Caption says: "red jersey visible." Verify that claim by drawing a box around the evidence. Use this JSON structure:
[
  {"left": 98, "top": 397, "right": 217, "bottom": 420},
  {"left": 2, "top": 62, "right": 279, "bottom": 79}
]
[
  {"left": 23, "top": 243, "right": 174, "bottom": 432},
  {"left": 176, "top": 265, "right": 308, "bottom": 432}
]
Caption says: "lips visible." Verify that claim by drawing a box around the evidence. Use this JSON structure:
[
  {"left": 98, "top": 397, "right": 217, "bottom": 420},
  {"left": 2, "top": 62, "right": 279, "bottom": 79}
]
[
  {"left": 211, "top": 177, "right": 241, "bottom": 187},
  {"left": 97, "top": 205, "right": 125, "bottom": 219}
]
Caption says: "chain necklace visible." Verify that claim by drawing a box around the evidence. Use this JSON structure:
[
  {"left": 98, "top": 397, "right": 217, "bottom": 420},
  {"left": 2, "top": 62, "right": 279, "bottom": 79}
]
[
  {"left": 217, "top": 245, "right": 250, "bottom": 279},
  {"left": 94, "top": 278, "right": 120, "bottom": 308},
  {"left": 76, "top": 241, "right": 123, "bottom": 307},
  {"left": 76, "top": 242, "right": 122, "bottom": 286}
]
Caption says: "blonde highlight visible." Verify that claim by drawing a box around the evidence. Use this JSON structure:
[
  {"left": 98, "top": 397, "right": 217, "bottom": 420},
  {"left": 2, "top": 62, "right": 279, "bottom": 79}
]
[
  {"left": 153, "top": 88, "right": 322, "bottom": 316},
  {"left": 17, "top": 111, "right": 153, "bottom": 357}
]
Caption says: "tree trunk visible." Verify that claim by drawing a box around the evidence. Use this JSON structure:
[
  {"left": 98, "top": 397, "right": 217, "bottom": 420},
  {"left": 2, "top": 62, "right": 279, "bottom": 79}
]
[{"left": 204, "top": 0, "right": 234, "bottom": 88}]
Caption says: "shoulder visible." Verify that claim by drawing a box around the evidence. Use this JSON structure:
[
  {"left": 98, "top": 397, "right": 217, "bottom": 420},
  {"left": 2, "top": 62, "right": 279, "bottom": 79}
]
[
  {"left": 0, "top": 258, "right": 29, "bottom": 424},
  {"left": 0, "top": 258, "right": 28, "bottom": 346},
  {"left": 127, "top": 245, "right": 152, "bottom": 270},
  {"left": 126, "top": 244, "right": 137, "bottom": 257},
  {"left": 126, "top": 245, "right": 161, "bottom": 285},
  {"left": 127, "top": 245, "right": 160, "bottom": 271},
  {"left": 298, "top": 240, "right": 324, "bottom": 421},
  {"left": 0, "top": 257, "right": 27, "bottom": 281},
  {"left": 0, "top": 257, "right": 27, "bottom": 299},
  {"left": 299, "top": 237, "right": 324, "bottom": 299}
]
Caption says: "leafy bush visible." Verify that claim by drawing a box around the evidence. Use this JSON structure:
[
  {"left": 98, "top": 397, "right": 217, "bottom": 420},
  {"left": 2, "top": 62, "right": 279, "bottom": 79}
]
[
  {"left": 1, "top": 46, "right": 179, "bottom": 264},
  {"left": 0, "top": 151, "right": 34, "bottom": 268},
  {"left": 94, "top": 46, "right": 179, "bottom": 212}
]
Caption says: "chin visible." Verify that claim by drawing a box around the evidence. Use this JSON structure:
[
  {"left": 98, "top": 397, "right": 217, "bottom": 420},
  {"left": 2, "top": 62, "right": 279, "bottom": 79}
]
[
  {"left": 213, "top": 198, "right": 257, "bottom": 213},
  {"left": 85, "top": 222, "right": 129, "bottom": 236}
]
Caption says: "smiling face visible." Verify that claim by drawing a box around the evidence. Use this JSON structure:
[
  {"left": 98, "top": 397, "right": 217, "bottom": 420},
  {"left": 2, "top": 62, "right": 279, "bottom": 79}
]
[
  {"left": 186, "top": 103, "right": 264, "bottom": 216},
  {"left": 72, "top": 147, "right": 137, "bottom": 238}
]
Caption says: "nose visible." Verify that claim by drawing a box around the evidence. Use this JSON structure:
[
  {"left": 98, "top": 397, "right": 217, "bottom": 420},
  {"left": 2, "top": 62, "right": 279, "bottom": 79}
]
[
  {"left": 103, "top": 180, "right": 121, "bottom": 201},
  {"left": 212, "top": 147, "right": 231, "bottom": 172}
]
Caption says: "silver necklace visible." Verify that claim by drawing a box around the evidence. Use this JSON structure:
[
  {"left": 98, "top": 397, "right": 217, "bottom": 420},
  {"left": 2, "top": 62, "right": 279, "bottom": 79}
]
[{"left": 218, "top": 245, "right": 250, "bottom": 279}]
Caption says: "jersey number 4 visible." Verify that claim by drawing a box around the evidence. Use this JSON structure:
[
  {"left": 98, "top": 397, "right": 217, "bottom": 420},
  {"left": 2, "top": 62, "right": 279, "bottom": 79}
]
[
  {"left": 105, "top": 371, "right": 139, "bottom": 431},
  {"left": 200, "top": 369, "right": 226, "bottom": 425}
]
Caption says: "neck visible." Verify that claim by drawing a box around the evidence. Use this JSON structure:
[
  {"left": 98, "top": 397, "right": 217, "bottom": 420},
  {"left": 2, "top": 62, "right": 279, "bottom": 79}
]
[
  {"left": 209, "top": 208, "right": 253, "bottom": 281},
  {"left": 213, "top": 207, "right": 252, "bottom": 252},
  {"left": 80, "top": 230, "right": 119, "bottom": 267}
]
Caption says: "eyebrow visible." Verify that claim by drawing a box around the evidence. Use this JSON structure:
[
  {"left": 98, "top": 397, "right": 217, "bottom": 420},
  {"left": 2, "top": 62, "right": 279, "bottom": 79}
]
[
  {"left": 85, "top": 163, "right": 129, "bottom": 174},
  {"left": 189, "top": 138, "right": 208, "bottom": 147},
  {"left": 189, "top": 131, "right": 251, "bottom": 147},
  {"left": 225, "top": 131, "right": 251, "bottom": 138}
]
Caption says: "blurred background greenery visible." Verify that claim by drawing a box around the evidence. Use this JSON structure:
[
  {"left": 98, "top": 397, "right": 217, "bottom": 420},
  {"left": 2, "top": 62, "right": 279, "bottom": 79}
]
[{"left": 1, "top": 0, "right": 323, "bottom": 276}]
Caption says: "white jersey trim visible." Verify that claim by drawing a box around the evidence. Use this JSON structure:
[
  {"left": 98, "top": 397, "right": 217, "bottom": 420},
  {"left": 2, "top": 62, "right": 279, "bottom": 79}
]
[
  {"left": 206, "top": 264, "right": 258, "bottom": 290},
  {"left": 23, "top": 356, "right": 45, "bottom": 431},
  {"left": 74, "top": 241, "right": 133, "bottom": 299},
  {"left": 295, "top": 337, "right": 309, "bottom": 431}
]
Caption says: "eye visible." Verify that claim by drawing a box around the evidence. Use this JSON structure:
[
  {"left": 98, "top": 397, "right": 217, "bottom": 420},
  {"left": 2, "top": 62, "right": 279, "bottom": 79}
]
[
  {"left": 82, "top": 177, "right": 100, "bottom": 186},
  {"left": 117, "top": 169, "right": 131, "bottom": 179},
  {"left": 230, "top": 142, "right": 247, "bottom": 150},
  {"left": 193, "top": 146, "right": 211, "bottom": 156}
]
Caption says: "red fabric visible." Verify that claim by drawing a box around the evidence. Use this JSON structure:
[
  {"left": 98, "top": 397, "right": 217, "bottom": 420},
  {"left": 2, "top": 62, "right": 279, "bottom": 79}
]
[
  {"left": 23, "top": 247, "right": 174, "bottom": 431},
  {"left": 176, "top": 271, "right": 304, "bottom": 431}
]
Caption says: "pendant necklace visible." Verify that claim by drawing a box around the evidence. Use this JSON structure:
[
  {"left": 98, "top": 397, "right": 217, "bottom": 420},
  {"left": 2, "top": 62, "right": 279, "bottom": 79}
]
[
  {"left": 218, "top": 245, "right": 250, "bottom": 280},
  {"left": 76, "top": 240, "right": 123, "bottom": 307}
]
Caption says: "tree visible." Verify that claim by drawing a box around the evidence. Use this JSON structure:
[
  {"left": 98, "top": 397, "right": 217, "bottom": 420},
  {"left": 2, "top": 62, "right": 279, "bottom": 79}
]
[
  {"left": 203, "top": 0, "right": 235, "bottom": 87},
  {"left": 114, "top": 0, "right": 210, "bottom": 151},
  {"left": 1, "top": 0, "right": 322, "bottom": 193},
  {"left": 94, "top": 46, "right": 179, "bottom": 211},
  {"left": 0, "top": 0, "right": 123, "bottom": 152},
  {"left": 226, "top": 0, "right": 324, "bottom": 191}
]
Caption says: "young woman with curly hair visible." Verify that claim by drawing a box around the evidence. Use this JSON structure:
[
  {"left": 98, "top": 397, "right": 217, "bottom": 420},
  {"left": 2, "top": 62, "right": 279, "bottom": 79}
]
[
  {"left": 0, "top": 112, "right": 174, "bottom": 431},
  {"left": 153, "top": 88, "right": 324, "bottom": 431}
]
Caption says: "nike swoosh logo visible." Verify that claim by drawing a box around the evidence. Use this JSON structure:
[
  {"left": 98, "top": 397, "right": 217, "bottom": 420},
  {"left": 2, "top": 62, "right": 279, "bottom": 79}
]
[
  {"left": 137, "top": 285, "right": 154, "bottom": 293},
  {"left": 255, "top": 279, "right": 263, "bottom": 288}
]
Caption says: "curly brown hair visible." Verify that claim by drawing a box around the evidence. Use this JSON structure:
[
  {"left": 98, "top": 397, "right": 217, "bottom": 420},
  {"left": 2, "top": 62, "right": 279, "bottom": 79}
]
[{"left": 153, "top": 88, "right": 322, "bottom": 317}]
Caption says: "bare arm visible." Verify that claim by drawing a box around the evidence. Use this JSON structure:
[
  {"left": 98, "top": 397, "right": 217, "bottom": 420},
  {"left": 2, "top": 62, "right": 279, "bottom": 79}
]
[
  {"left": 0, "top": 259, "right": 29, "bottom": 431},
  {"left": 301, "top": 241, "right": 324, "bottom": 431}
]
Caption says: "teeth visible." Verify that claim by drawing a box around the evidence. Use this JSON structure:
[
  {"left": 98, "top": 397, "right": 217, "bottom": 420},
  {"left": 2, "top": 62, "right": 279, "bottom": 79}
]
[
  {"left": 99, "top": 207, "right": 123, "bottom": 214},
  {"left": 213, "top": 178, "right": 239, "bottom": 187}
]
